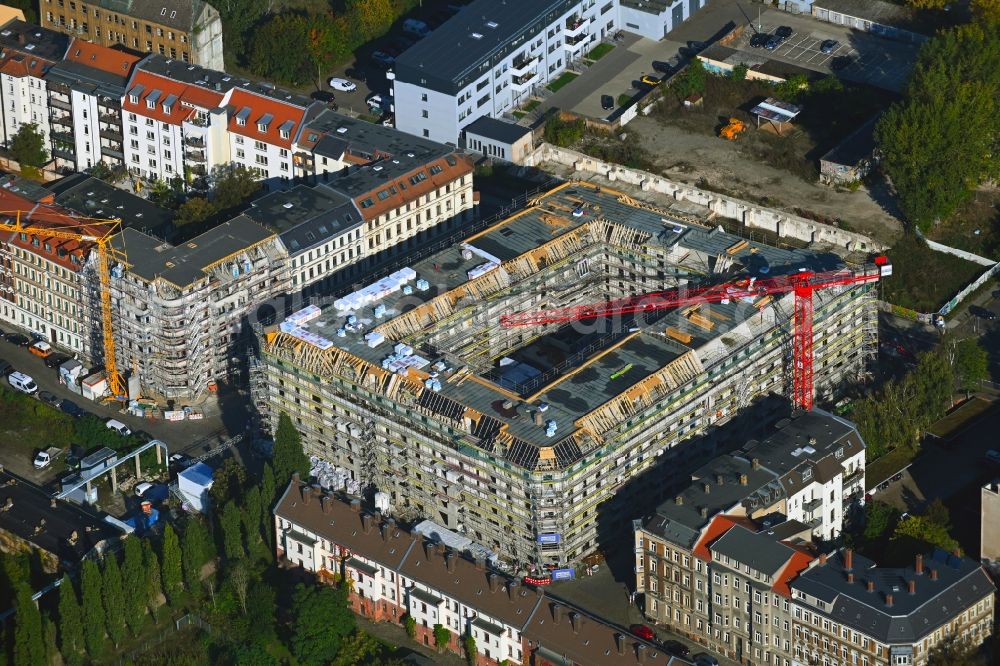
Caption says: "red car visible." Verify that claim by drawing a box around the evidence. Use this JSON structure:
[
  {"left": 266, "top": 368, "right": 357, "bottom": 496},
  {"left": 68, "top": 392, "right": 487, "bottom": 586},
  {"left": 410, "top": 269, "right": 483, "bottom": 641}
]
[{"left": 629, "top": 624, "right": 656, "bottom": 641}]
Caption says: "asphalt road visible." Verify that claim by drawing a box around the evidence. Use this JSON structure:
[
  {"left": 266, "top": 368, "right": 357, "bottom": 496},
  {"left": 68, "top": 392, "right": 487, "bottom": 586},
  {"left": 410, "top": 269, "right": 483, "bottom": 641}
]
[{"left": 0, "top": 336, "right": 243, "bottom": 486}]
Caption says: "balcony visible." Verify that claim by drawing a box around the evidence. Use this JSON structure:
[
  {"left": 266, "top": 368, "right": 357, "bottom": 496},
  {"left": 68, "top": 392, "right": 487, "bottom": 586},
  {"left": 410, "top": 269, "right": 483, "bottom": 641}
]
[
  {"left": 51, "top": 145, "right": 75, "bottom": 160},
  {"left": 565, "top": 32, "right": 588, "bottom": 47},
  {"left": 185, "top": 149, "right": 207, "bottom": 163},
  {"left": 843, "top": 468, "right": 863, "bottom": 488},
  {"left": 50, "top": 114, "right": 72, "bottom": 128},
  {"left": 99, "top": 126, "right": 122, "bottom": 141},
  {"left": 185, "top": 136, "right": 206, "bottom": 148},
  {"left": 51, "top": 130, "right": 73, "bottom": 144},
  {"left": 510, "top": 54, "right": 539, "bottom": 76},
  {"left": 564, "top": 15, "right": 589, "bottom": 37},
  {"left": 99, "top": 112, "right": 119, "bottom": 125},
  {"left": 49, "top": 96, "right": 72, "bottom": 111},
  {"left": 511, "top": 70, "right": 538, "bottom": 90},
  {"left": 802, "top": 498, "right": 822, "bottom": 513}
]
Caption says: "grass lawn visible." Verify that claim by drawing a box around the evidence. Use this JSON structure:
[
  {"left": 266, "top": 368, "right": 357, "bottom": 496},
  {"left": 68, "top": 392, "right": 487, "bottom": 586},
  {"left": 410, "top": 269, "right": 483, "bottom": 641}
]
[
  {"left": 587, "top": 43, "right": 615, "bottom": 61},
  {"left": 617, "top": 93, "right": 634, "bottom": 107},
  {"left": 927, "top": 397, "right": 995, "bottom": 440},
  {"left": 0, "top": 386, "right": 74, "bottom": 460},
  {"left": 882, "top": 234, "right": 986, "bottom": 313},
  {"left": 512, "top": 110, "right": 527, "bottom": 119},
  {"left": 926, "top": 189, "right": 1000, "bottom": 261},
  {"left": 523, "top": 99, "right": 540, "bottom": 112},
  {"left": 547, "top": 71, "right": 579, "bottom": 92}
]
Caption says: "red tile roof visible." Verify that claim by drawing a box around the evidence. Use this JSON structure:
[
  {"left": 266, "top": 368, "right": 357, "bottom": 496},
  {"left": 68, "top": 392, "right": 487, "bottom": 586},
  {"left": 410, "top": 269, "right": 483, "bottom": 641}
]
[
  {"left": 772, "top": 550, "right": 815, "bottom": 598},
  {"left": 226, "top": 88, "right": 307, "bottom": 150},
  {"left": 122, "top": 70, "right": 217, "bottom": 126},
  {"left": 692, "top": 514, "right": 754, "bottom": 561},
  {"left": 0, "top": 53, "right": 52, "bottom": 78},
  {"left": 64, "top": 39, "right": 140, "bottom": 77}
]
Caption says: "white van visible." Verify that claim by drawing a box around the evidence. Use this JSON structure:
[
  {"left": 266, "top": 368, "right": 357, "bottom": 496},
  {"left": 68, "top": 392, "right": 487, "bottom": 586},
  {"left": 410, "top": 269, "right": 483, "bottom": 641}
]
[
  {"left": 105, "top": 419, "right": 132, "bottom": 437},
  {"left": 8, "top": 371, "right": 37, "bottom": 394},
  {"left": 403, "top": 18, "right": 430, "bottom": 38}
]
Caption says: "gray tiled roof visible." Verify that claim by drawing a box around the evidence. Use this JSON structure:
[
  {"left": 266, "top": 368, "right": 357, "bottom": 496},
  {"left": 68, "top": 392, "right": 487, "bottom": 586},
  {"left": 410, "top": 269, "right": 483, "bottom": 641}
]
[
  {"left": 245, "top": 184, "right": 362, "bottom": 256},
  {"left": 791, "top": 549, "right": 996, "bottom": 644},
  {"left": 710, "top": 525, "right": 796, "bottom": 577}
]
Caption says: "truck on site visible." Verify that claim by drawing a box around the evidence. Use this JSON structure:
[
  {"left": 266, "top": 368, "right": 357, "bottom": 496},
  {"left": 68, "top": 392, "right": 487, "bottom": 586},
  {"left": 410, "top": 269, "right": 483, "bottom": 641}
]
[
  {"left": 719, "top": 117, "right": 747, "bottom": 140},
  {"left": 34, "top": 446, "right": 65, "bottom": 469}
]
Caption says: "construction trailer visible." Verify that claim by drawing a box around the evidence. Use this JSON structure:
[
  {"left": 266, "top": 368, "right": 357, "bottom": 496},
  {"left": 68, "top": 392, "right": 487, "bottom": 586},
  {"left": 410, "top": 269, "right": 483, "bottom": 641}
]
[{"left": 259, "top": 183, "right": 878, "bottom": 569}]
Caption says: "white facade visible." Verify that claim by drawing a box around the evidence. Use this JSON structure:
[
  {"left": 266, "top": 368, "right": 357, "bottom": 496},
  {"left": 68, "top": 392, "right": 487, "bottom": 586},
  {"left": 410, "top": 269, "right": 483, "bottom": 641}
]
[
  {"left": 288, "top": 226, "right": 364, "bottom": 292},
  {"left": 1, "top": 72, "right": 51, "bottom": 150},
  {"left": 229, "top": 133, "right": 293, "bottom": 185},
  {"left": 69, "top": 90, "right": 101, "bottom": 170},
  {"left": 124, "top": 107, "right": 185, "bottom": 181},
  {"left": 619, "top": 0, "right": 700, "bottom": 41},
  {"left": 784, "top": 446, "right": 864, "bottom": 541}
]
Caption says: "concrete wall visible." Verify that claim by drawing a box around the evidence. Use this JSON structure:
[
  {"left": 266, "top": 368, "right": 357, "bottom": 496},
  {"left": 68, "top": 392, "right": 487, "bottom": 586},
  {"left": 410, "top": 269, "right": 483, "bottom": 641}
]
[{"left": 526, "top": 143, "right": 886, "bottom": 253}]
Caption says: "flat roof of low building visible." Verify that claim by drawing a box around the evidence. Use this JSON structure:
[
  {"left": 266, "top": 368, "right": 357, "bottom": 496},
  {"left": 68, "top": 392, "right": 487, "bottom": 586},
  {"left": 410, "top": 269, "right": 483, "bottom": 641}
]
[
  {"left": 47, "top": 173, "right": 175, "bottom": 240},
  {"left": 0, "top": 19, "right": 69, "bottom": 62},
  {"left": 245, "top": 184, "right": 362, "bottom": 255},
  {"left": 302, "top": 109, "right": 451, "bottom": 162},
  {"left": 464, "top": 116, "right": 532, "bottom": 144},
  {"left": 814, "top": 0, "right": 932, "bottom": 35}
]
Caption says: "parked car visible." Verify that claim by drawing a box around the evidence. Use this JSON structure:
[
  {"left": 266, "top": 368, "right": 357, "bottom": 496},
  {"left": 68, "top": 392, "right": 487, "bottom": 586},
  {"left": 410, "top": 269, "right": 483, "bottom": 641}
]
[
  {"left": 403, "top": 18, "right": 430, "bottom": 38},
  {"left": 820, "top": 39, "right": 839, "bottom": 54},
  {"left": 640, "top": 74, "right": 660, "bottom": 87},
  {"left": 765, "top": 35, "right": 782, "bottom": 50},
  {"left": 34, "top": 446, "right": 63, "bottom": 469},
  {"left": 29, "top": 341, "right": 53, "bottom": 358},
  {"left": 629, "top": 624, "right": 656, "bottom": 641},
  {"left": 366, "top": 93, "right": 388, "bottom": 110},
  {"left": 775, "top": 25, "right": 793, "bottom": 40},
  {"left": 59, "top": 399, "right": 86, "bottom": 418},
  {"left": 749, "top": 33, "right": 769, "bottom": 48},
  {"left": 45, "top": 353, "right": 70, "bottom": 369},
  {"left": 105, "top": 418, "right": 132, "bottom": 437},
  {"left": 693, "top": 653, "right": 720, "bottom": 666},
  {"left": 5, "top": 333, "right": 30, "bottom": 346},
  {"left": 970, "top": 305, "right": 997, "bottom": 320},
  {"left": 8, "top": 371, "right": 37, "bottom": 394},
  {"left": 0, "top": 359, "right": 12, "bottom": 376},
  {"left": 372, "top": 50, "right": 395, "bottom": 68},
  {"left": 601, "top": 94, "right": 614, "bottom": 110},
  {"left": 328, "top": 77, "right": 357, "bottom": 92},
  {"left": 662, "top": 640, "right": 690, "bottom": 657},
  {"left": 987, "top": 449, "right": 1000, "bottom": 465},
  {"left": 37, "top": 390, "right": 60, "bottom": 407}
]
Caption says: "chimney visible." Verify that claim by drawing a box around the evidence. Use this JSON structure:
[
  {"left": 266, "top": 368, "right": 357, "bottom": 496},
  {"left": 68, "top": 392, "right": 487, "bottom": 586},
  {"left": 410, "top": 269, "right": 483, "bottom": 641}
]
[
  {"left": 915, "top": 554, "right": 924, "bottom": 575},
  {"left": 361, "top": 513, "right": 374, "bottom": 533},
  {"left": 386, "top": 518, "right": 396, "bottom": 533},
  {"left": 551, "top": 602, "right": 564, "bottom": 624},
  {"left": 739, "top": 473, "right": 748, "bottom": 486},
  {"left": 614, "top": 632, "right": 625, "bottom": 655},
  {"left": 445, "top": 552, "right": 456, "bottom": 572},
  {"left": 569, "top": 611, "right": 580, "bottom": 633},
  {"left": 50, "top": 498, "right": 57, "bottom": 509},
  {"left": 436, "top": 543, "right": 446, "bottom": 557},
  {"left": 819, "top": 553, "right": 827, "bottom": 566},
  {"left": 844, "top": 548, "right": 853, "bottom": 572},
  {"left": 931, "top": 568, "right": 938, "bottom": 581},
  {"left": 301, "top": 486, "right": 313, "bottom": 504},
  {"left": 636, "top": 642, "right": 646, "bottom": 663},
  {"left": 908, "top": 580, "right": 916, "bottom": 595},
  {"left": 380, "top": 522, "right": 390, "bottom": 542},
  {"left": 715, "top": 473, "right": 724, "bottom": 485},
  {"left": 321, "top": 495, "right": 333, "bottom": 514},
  {"left": 475, "top": 557, "right": 486, "bottom": 571},
  {"left": 867, "top": 579, "right": 875, "bottom": 593},
  {"left": 751, "top": 457, "right": 760, "bottom": 470},
  {"left": 507, "top": 579, "right": 520, "bottom": 600},
  {"left": 534, "top": 410, "right": 544, "bottom": 426},
  {"left": 350, "top": 498, "right": 361, "bottom": 513},
  {"left": 702, "top": 482, "right": 711, "bottom": 494},
  {"left": 885, "top": 593, "right": 893, "bottom": 608},
  {"left": 487, "top": 572, "right": 500, "bottom": 592},
  {"left": 699, "top": 506, "right": 708, "bottom": 518},
  {"left": 847, "top": 572, "right": 854, "bottom": 584},
  {"left": 675, "top": 495, "right": 683, "bottom": 506},
  {"left": 292, "top": 471, "right": 301, "bottom": 484}
]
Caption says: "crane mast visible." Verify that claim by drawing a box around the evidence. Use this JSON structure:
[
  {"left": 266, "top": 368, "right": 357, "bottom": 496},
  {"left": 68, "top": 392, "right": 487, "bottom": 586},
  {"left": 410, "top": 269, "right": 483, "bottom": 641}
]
[{"left": 500, "top": 258, "right": 890, "bottom": 411}]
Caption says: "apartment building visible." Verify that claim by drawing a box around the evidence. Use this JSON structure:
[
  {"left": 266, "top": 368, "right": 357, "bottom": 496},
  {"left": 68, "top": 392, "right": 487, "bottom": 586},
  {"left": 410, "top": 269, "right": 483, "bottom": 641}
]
[
  {"left": 0, "top": 20, "right": 69, "bottom": 150},
  {"left": 121, "top": 55, "right": 320, "bottom": 188},
  {"left": 790, "top": 549, "right": 995, "bottom": 666},
  {"left": 44, "top": 39, "right": 141, "bottom": 171},
  {"left": 259, "top": 183, "right": 879, "bottom": 568},
  {"left": 274, "top": 475, "right": 687, "bottom": 666},
  {"left": 109, "top": 216, "right": 289, "bottom": 398},
  {"left": 393, "top": 0, "right": 706, "bottom": 143},
  {"left": 40, "top": 0, "right": 223, "bottom": 70}
]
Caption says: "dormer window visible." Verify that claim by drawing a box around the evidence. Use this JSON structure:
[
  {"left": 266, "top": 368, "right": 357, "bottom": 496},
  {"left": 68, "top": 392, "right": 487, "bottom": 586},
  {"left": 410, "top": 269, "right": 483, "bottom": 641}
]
[
  {"left": 163, "top": 104, "right": 171, "bottom": 114},
  {"left": 257, "top": 113, "right": 273, "bottom": 134},
  {"left": 237, "top": 117, "right": 246, "bottom": 126},
  {"left": 280, "top": 129, "right": 289, "bottom": 139},
  {"left": 146, "top": 99, "right": 156, "bottom": 109},
  {"left": 257, "top": 122, "right": 267, "bottom": 132},
  {"left": 129, "top": 94, "right": 138, "bottom": 104}
]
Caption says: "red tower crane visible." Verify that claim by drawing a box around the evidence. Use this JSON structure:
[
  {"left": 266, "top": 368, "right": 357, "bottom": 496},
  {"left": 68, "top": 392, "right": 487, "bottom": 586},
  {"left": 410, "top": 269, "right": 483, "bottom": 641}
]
[{"left": 499, "top": 257, "right": 891, "bottom": 411}]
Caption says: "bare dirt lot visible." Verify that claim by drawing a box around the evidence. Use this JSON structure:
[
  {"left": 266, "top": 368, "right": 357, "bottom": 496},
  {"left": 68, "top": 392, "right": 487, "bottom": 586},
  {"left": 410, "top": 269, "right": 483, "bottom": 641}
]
[{"left": 619, "top": 114, "right": 903, "bottom": 243}]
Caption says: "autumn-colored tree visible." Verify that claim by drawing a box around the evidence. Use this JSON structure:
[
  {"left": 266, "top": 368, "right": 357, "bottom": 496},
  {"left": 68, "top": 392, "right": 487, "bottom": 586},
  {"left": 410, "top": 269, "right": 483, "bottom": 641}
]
[
  {"left": 347, "top": 0, "right": 394, "bottom": 43},
  {"left": 973, "top": 0, "right": 1000, "bottom": 23}
]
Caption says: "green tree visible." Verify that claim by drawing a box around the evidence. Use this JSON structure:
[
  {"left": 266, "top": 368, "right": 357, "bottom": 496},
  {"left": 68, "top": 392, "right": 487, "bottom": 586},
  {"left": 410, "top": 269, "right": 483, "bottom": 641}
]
[
  {"left": 212, "top": 0, "right": 268, "bottom": 63},
  {"left": 773, "top": 73, "right": 810, "bottom": 103},
  {"left": 673, "top": 57, "right": 706, "bottom": 100},
  {"left": 290, "top": 583, "right": 356, "bottom": 665},
  {"left": 973, "top": 0, "right": 1000, "bottom": 23},
  {"left": 248, "top": 14, "right": 313, "bottom": 86},
  {"left": 221, "top": 500, "right": 247, "bottom": 562},
  {"left": 182, "top": 517, "right": 213, "bottom": 598},
  {"left": 212, "top": 163, "right": 263, "bottom": 213},
  {"left": 13, "top": 582, "right": 45, "bottom": 666},
  {"left": 928, "top": 635, "right": 985, "bottom": 665},
  {"left": 950, "top": 337, "right": 988, "bottom": 394},
  {"left": 245, "top": 580, "right": 278, "bottom": 644},
  {"left": 925, "top": 498, "right": 952, "bottom": 530},
  {"left": 304, "top": 13, "right": 352, "bottom": 85},
  {"left": 175, "top": 196, "right": 218, "bottom": 227},
  {"left": 80, "top": 559, "right": 106, "bottom": 658},
  {"left": 464, "top": 635, "right": 478, "bottom": 666},
  {"left": 863, "top": 501, "right": 900, "bottom": 542},
  {"left": 273, "top": 412, "right": 310, "bottom": 485},
  {"left": 892, "top": 515, "right": 960, "bottom": 553},
  {"left": 10, "top": 123, "right": 48, "bottom": 168},
  {"left": 235, "top": 643, "right": 282, "bottom": 666},
  {"left": 121, "top": 537, "right": 147, "bottom": 636},
  {"left": 404, "top": 614, "right": 416, "bottom": 639},
  {"left": 161, "top": 523, "right": 183, "bottom": 604},
  {"left": 57, "top": 575, "right": 84, "bottom": 665},
  {"left": 433, "top": 623, "right": 452, "bottom": 651},
  {"left": 906, "top": 0, "right": 949, "bottom": 7},
  {"left": 147, "top": 177, "right": 185, "bottom": 209},
  {"left": 211, "top": 457, "right": 248, "bottom": 506},
  {"left": 142, "top": 538, "right": 163, "bottom": 615},
  {"left": 261, "top": 463, "right": 277, "bottom": 549},
  {"left": 543, "top": 115, "right": 585, "bottom": 147},
  {"left": 102, "top": 554, "right": 127, "bottom": 646},
  {"left": 730, "top": 63, "right": 748, "bottom": 81},
  {"left": 332, "top": 631, "right": 382, "bottom": 665},
  {"left": 347, "top": 0, "right": 394, "bottom": 42}
]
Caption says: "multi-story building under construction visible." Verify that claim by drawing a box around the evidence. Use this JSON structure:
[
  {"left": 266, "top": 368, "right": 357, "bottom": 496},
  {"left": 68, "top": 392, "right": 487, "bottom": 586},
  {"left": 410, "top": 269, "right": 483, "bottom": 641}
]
[{"left": 258, "top": 182, "right": 879, "bottom": 568}]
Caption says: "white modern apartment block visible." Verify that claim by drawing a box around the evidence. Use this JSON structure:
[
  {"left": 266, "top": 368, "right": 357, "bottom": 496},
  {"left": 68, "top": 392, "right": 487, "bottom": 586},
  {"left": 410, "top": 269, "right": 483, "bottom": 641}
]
[
  {"left": 393, "top": 0, "right": 707, "bottom": 144},
  {"left": 121, "top": 55, "right": 321, "bottom": 188},
  {"left": 0, "top": 20, "right": 69, "bottom": 152}
]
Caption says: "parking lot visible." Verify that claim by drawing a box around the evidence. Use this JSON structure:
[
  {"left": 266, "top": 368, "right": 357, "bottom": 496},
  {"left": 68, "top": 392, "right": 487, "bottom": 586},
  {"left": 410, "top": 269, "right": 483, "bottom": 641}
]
[{"left": 730, "top": 10, "right": 918, "bottom": 92}]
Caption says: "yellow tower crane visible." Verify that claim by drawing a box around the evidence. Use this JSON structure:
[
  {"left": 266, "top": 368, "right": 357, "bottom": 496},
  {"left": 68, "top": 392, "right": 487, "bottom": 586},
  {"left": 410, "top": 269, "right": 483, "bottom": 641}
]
[{"left": 0, "top": 208, "right": 128, "bottom": 401}]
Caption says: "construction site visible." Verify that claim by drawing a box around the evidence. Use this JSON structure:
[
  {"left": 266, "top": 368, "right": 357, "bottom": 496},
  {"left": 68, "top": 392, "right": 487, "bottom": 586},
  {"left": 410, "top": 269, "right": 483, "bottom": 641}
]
[{"left": 257, "top": 181, "right": 882, "bottom": 569}]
